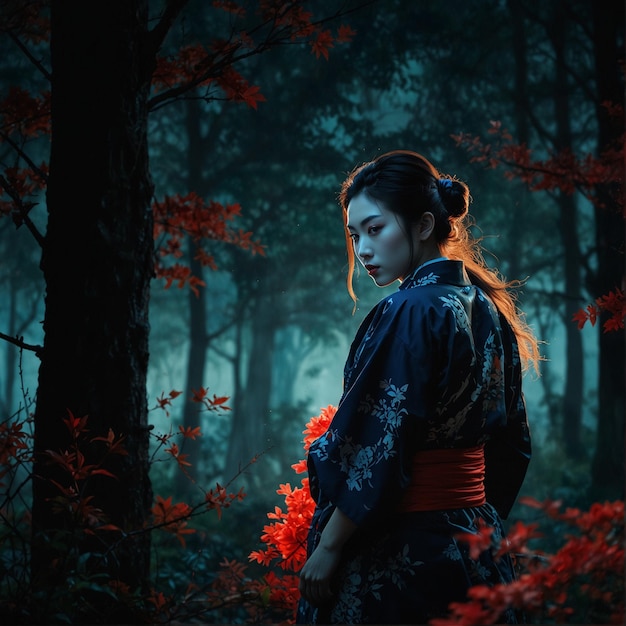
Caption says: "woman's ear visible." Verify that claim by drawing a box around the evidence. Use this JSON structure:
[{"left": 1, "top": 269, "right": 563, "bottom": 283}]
[{"left": 416, "top": 212, "right": 435, "bottom": 241}]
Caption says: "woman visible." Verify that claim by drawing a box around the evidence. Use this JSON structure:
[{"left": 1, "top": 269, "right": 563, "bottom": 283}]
[{"left": 297, "top": 150, "right": 540, "bottom": 624}]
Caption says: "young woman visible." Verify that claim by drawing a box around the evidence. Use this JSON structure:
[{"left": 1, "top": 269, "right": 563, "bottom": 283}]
[{"left": 297, "top": 150, "right": 541, "bottom": 624}]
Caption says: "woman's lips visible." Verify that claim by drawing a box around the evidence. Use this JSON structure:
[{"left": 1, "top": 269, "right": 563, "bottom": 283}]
[{"left": 366, "top": 265, "right": 379, "bottom": 276}]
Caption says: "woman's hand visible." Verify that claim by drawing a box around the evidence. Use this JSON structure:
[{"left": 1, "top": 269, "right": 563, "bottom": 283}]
[
  {"left": 298, "top": 507, "right": 357, "bottom": 606},
  {"left": 298, "top": 543, "right": 342, "bottom": 606}
]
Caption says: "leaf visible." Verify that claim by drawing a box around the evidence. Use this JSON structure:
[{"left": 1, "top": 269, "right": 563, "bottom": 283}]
[
  {"left": 311, "top": 29, "right": 333, "bottom": 60},
  {"left": 240, "top": 84, "right": 266, "bottom": 110},
  {"left": 604, "top": 316, "right": 624, "bottom": 332},
  {"left": 572, "top": 307, "right": 592, "bottom": 329},
  {"left": 454, "top": 518, "right": 494, "bottom": 560},
  {"left": 95, "top": 523, "right": 122, "bottom": 533},
  {"left": 191, "top": 387, "right": 208, "bottom": 402},
  {"left": 211, "top": 395, "right": 230, "bottom": 406},
  {"left": 90, "top": 468, "right": 118, "bottom": 479},
  {"left": 63, "top": 410, "right": 89, "bottom": 436},
  {"left": 336, "top": 24, "right": 356, "bottom": 43},
  {"left": 179, "top": 425, "right": 201, "bottom": 440}
]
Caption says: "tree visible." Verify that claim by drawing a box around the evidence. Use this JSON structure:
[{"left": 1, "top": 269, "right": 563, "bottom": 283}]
[
  {"left": 452, "top": 0, "right": 624, "bottom": 499},
  {"left": 147, "top": 40, "right": 371, "bottom": 486},
  {"left": 588, "top": 0, "right": 625, "bottom": 499},
  {"left": 545, "top": 0, "right": 585, "bottom": 459},
  {"left": 1, "top": 0, "right": 362, "bottom": 619},
  {"left": 32, "top": 0, "right": 154, "bottom": 602}
]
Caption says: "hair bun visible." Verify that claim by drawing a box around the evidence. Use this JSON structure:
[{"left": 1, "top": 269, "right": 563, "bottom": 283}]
[{"left": 437, "top": 177, "right": 470, "bottom": 218}]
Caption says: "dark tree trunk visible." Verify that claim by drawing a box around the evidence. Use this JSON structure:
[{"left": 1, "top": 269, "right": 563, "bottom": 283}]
[
  {"left": 589, "top": 0, "right": 625, "bottom": 500},
  {"left": 506, "top": 0, "right": 530, "bottom": 284},
  {"left": 549, "top": 2, "right": 584, "bottom": 459},
  {"left": 32, "top": 0, "right": 154, "bottom": 617}
]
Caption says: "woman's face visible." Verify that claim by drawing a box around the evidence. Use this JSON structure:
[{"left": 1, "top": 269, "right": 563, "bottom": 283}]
[{"left": 346, "top": 193, "right": 415, "bottom": 287}]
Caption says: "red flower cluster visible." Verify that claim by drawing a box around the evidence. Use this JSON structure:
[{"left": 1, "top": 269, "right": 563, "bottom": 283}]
[{"left": 248, "top": 406, "right": 335, "bottom": 618}]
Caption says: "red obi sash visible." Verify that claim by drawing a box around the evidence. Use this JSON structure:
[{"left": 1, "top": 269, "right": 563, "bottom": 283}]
[{"left": 398, "top": 445, "right": 486, "bottom": 512}]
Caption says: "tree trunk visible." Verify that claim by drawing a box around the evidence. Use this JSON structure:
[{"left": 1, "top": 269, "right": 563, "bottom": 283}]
[
  {"left": 506, "top": 0, "right": 530, "bottom": 284},
  {"left": 549, "top": 2, "right": 584, "bottom": 459},
  {"left": 589, "top": 0, "right": 625, "bottom": 499},
  {"left": 32, "top": 0, "right": 154, "bottom": 617},
  {"left": 176, "top": 98, "right": 209, "bottom": 497},
  {"left": 225, "top": 294, "right": 275, "bottom": 485},
  {"left": 175, "top": 249, "right": 207, "bottom": 495}
]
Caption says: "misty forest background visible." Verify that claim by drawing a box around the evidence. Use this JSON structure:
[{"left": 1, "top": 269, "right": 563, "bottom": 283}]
[{"left": 1, "top": 0, "right": 624, "bottom": 604}]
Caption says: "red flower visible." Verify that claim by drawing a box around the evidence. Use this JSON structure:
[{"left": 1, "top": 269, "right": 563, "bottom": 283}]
[{"left": 249, "top": 407, "right": 334, "bottom": 574}]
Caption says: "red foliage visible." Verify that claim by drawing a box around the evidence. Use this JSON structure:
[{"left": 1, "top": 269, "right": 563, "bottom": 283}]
[
  {"left": 0, "top": 418, "right": 31, "bottom": 488},
  {"left": 453, "top": 117, "right": 625, "bottom": 335},
  {"left": 1, "top": 1, "right": 356, "bottom": 296},
  {"left": 190, "top": 386, "right": 232, "bottom": 412},
  {"left": 153, "top": 192, "right": 265, "bottom": 294},
  {"left": 39, "top": 410, "right": 128, "bottom": 533},
  {"left": 452, "top": 114, "right": 624, "bottom": 205},
  {"left": 572, "top": 288, "right": 626, "bottom": 333},
  {"left": 312, "top": 29, "right": 334, "bottom": 60},
  {"left": 442, "top": 498, "right": 625, "bottom": 625},
  {"left": 204, "top": 482, "right": 246, "bottom": 520},
  {"left": 1, "top": 87, "right": 51, "bottom": 137},
  {"left": 0, "top": 2, "right": 357, "bottom": 621},
  {"left": 150, "top": 1, "right": 355, "bottom": 104},
  {"left": 454, "top": 516, "right": 495, "bottom": 560},
  {"left": 152, "top": 495, "right": 195, "bottom": 547}
]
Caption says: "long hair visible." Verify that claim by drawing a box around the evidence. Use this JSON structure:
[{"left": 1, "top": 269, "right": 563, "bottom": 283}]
[{"left": 339, "top": 150, "right": 541, "bottom": 373}]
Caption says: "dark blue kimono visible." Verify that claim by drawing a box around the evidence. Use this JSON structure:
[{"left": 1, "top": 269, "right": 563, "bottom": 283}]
[{"left": 297, "top": 259, "right": 531, "bottom": 625}]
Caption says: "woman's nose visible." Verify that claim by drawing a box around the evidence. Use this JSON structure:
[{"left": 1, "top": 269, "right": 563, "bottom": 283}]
[{"left": 357, "top": 240, "right": 372, "bottom": 259}]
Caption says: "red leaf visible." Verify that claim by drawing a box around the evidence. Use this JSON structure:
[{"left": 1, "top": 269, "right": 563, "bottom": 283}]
[
  {"left": 572, "top": 307, "right": 592, "bottom": 329},
  {"left": 241, "top": 85, "right": 266, "bottom": 110},
  {"left": 179, "top": 425, "right": 201, "bottom": 440},
  {"left": 311, "top": 30, "right": 333, "bottom": 60},
  {"left": 336, "top": 24, "right": 356, "bottom": 43},
  {"left": 90, "top": 468, "right": 118, "bottom": 479}
]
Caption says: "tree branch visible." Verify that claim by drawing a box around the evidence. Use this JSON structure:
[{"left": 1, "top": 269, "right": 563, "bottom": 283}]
[
  {"left": 0, "top": 331, "right": 42, "bottom": 357},
  {"left": 8, "top": 30, "right": 52, "bottom": 82},
  {"left": 146, "top": 0, "right": 191, "bottom": 56},
  {"left": 0, "top": 174, "right": 45, "bottom": 247},
  {"left": 147, "top": 0, "right": 376, "bottom": 111}
]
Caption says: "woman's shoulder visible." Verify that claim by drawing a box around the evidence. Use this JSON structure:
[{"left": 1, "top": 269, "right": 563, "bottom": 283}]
[{"left": 368, "top": 284, "right": 454, "bottom": 329}]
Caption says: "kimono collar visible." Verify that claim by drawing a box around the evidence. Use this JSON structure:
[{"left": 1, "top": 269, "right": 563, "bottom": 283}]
[{"left": 399, "top": 258, "right": 471, "bottom": 291}]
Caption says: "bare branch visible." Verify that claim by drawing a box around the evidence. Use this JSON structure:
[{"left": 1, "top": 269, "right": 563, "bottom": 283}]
[
  {"left": 8, "top": 30, "right": 51, "bottom": 82},
  {"left": 0, "top": 331, "right": 42, "bottom": 357},
  {"left": 0, "top": 174, "right": 45, "bottom": 247}
]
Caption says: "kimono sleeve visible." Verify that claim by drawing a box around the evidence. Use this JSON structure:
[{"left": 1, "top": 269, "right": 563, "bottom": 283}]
[
  {"left": 483, "top": 315, "right": 532, "bottom": 519},
  {"left": 307, "top": 305, "right": 436, "bottom": 528}
]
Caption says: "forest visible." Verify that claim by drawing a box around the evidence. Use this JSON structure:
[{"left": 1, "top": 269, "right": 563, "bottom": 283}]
[{"left": 0, "top": 0, "right": 623, "bottom": 623}]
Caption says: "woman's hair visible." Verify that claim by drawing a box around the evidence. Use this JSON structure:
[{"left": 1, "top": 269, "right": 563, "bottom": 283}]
[{"left": 339, "top": 149, "right": 540, "bottom": 372}]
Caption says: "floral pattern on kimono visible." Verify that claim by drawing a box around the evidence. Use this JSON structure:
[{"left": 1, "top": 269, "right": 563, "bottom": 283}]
[{"left": 297, "top": 259, "right": 530, "bottom": 625}]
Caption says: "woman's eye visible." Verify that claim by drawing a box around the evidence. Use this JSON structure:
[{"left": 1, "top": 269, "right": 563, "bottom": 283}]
[
  {"left": 349, "top": 233, "right": 358, "bottom": 242},
  {"left": 368, "top": 225, "right": 381, "bottom": 235}
]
